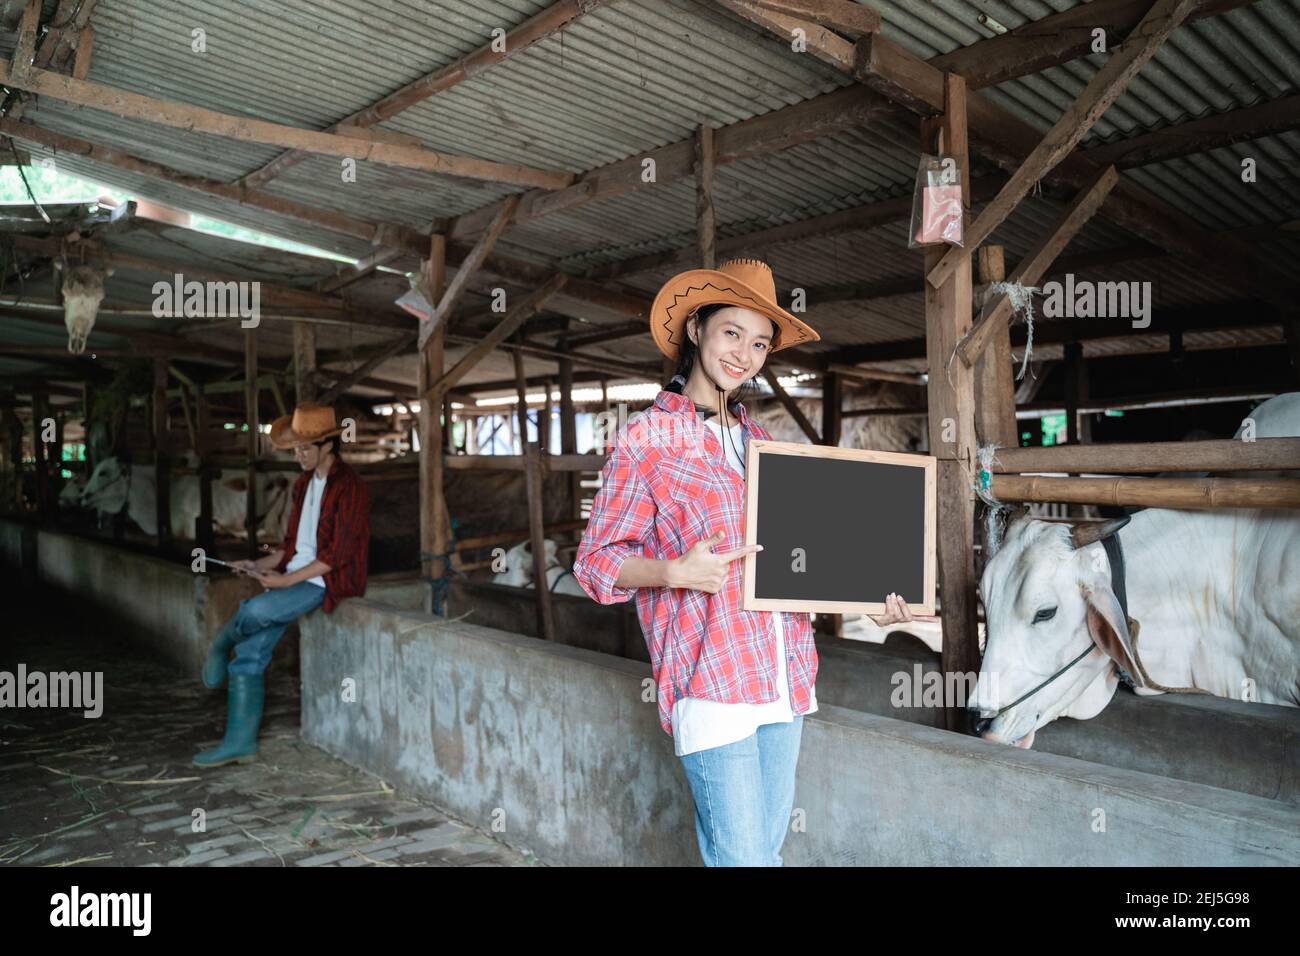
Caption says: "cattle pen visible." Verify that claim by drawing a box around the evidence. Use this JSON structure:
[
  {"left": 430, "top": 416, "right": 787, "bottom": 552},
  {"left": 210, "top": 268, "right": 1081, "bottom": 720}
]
[{"left": 1, "top": 0, "right": 1299, "bottom": 876}]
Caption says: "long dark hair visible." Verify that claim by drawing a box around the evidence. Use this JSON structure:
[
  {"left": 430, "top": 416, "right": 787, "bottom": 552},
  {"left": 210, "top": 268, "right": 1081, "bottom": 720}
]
[{"left": 662, "top": 303, "right": 774, "bottom": 407}]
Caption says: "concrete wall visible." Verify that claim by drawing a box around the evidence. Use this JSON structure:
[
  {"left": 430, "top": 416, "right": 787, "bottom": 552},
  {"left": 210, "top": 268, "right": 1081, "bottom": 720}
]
[
  {"left": 817, "top": 637, "right": 1300, "bottom": 806},
  {"left": 32, "top": 529, "right": 264, "bottom": 676},
  {"left": 0, "top": 516, "right": 37, "bottom": 589},
  {"left": 301, "top": 599, "right": 1300, "bottom": 866},
  {"left": 0, "top": 521, "right": 426, "bottom": 678},
  {"left": 447, "top": 578, "right": 1300, "bottom": 807}
]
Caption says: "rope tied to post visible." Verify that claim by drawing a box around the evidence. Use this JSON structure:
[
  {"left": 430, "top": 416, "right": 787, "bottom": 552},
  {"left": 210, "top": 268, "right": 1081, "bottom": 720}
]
[
  {"left": 987, "top": 281, "right": 1040, "bottom": 381},
  {"left": 973, "top": 441, "right": 1016, "bottom": 556},
  {"left": 422, "top": 516, "right": 459, "bottom": 617}
]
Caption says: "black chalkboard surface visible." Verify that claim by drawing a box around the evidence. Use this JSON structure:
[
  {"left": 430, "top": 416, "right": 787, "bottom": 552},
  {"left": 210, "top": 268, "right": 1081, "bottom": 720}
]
[{"left": 741, "top": 440, "right": 936, "bottom": 616}]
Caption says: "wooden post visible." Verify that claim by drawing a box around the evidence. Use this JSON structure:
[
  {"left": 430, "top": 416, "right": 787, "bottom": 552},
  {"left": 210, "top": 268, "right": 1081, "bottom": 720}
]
[
  {"left": 418, "top": 234, "right": 453, "bottom": 598},
  {"left": 81, "top": 381, "right": 93, "bottom": 473},
  {"left": 195, "top": 385, "right": 215, "bottom": 552},
  {"left": 820, "top": 369, "right": 843, "bottom": 637},
  {"left": 922, "top": 75, "right": 980, "bottom": 733},
  {"left": 559, "top": 347, "right": 580, "bottom": 518},
  {"left": 973, "top": 245, "right": 1019, "bottom": 566},
  {"left": 821, "top": 371, "right": 842, "bottom": 446},
  {"left": 443, "top": 392, "right": 454, "bottom": 453},
  {"left": 1285, "top": 317, "right": 1300, "bottom": 389},
  {"left": 695, "top": 123, "right": 716, "bottom": 269},
  {"left": 244, "top": 329, "right": 260, "bottom": 559},
  {"left": 1064, "top": 342, "right": 1091, "bottom": 445},
  {"left": 3, "top": 402, "right": 21, "bottom": 512},
  {"left": 516, "top": 347, "right": 556, "bottom": 642},
  {"left": 31, "top": 391, "right": 49, "bottom": 519},
  {"left": 293, "top": 321, "right": 317, "bottom": 402},
  {"left": 973, "top": 246, "right": 1019, "bottom": 449},
  {"left": 152, "top": 358, "right": 172, "bottom": 547}
]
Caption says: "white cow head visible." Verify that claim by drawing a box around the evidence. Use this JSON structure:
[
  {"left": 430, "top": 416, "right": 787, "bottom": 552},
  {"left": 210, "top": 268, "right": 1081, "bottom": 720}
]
[
  {"left": 79, "top": 456, "right": 130, "bottom": 515},
  {"left": 968, "top": 514, "right": 1144, "bottom": 749},
  {"left": 62, "top": 265, "right": 112, "bottom": 354}
]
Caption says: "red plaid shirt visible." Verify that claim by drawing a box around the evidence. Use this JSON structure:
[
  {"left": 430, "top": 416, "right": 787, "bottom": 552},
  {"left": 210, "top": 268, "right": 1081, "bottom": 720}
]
[
  {"left": 275, "top": 456, "right": 370, "bottom": 613},
  {"left": 573, "top": 388, "right": 817, "bottom": 737}
]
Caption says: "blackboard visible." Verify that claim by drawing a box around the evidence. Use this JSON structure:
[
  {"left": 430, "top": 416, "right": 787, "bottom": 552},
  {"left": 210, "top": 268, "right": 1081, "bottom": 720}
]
[{"left": 741, "top": 440, "right": 936, "bottom": 616}]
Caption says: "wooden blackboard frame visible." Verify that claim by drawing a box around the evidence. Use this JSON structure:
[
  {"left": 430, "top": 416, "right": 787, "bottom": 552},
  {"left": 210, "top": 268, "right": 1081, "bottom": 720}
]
[{"left": 741, "top": 439, "right": 937, "bottom": 616}]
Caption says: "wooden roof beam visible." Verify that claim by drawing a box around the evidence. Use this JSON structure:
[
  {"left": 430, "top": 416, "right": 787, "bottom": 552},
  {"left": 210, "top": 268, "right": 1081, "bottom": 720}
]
[
  {"left": 1080, "top": 92, "right": 1300, "bottom": 168},
  {"left": 242, "top": 0, "right": 612, "bottom": 188},
  {"left": 930, "top": 0, "right": 1258, "bottom": 91},
  {"left": 825, "top": 302, "right": 1283, "bottom": 366},
  {"left": 429, "top": 274, "right": 570, "bottom": 398},
  {"left": 745, "top": 0, "right": 879, "bottom": 36},
  {"left": 0, "top": 57, "right": 574, "bottom": 190},
  {"left": 712, "top": 3, "right": 1294, "bottom": 312},
  {"left": 919, "top": 0, "right": 1202, "bottom": 290},
  {"left": 448, "top": 84, "right": 898, "bottom": 242},
  {"left": 0, "top": 118, "right": 430, "bottom": 256},
  {"left": 419, "top": 197, "right": 519, "bottom": 351},
  {"left": 956, "top": 164, "right": 1121, "bottom": 367}
]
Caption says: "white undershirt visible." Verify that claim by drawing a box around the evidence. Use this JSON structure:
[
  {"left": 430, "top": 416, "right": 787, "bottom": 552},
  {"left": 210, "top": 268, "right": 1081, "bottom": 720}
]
[
  {"left": 285, "top": 471, "right": 327, "bottom": 588},
  {"left": 672, "top": 416, "right": 818, "bottom": 757}
]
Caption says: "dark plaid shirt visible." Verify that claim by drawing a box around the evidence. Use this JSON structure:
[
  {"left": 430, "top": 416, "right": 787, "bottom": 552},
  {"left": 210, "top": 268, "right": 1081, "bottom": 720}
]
[{"left": 275, "top": 456, "right": 370, "bottom": 613}]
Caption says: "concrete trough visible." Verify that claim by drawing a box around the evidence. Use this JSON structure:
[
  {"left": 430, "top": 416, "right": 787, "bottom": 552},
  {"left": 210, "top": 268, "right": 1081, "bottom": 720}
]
[
  {"left": 299, "top": 599, "right": 1300, "bottom": 865},
  {"left": 449, "top": 577, "right": 1300, "bottom": 807}
]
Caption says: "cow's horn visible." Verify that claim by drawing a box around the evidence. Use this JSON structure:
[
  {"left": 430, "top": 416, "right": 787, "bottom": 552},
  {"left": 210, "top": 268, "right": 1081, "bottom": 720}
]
[{"left": 1070, "top": 515, "right": 1131, "bottom": 549}]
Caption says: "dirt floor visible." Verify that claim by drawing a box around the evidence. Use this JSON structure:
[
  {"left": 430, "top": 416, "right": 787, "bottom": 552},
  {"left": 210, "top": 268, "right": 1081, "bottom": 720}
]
[{"left": 0, "top": 598, "right": 536, "bottom": 867}]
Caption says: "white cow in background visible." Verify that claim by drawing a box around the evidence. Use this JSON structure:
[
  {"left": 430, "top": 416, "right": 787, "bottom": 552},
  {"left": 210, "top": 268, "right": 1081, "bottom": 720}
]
[
  {"left": 58, "top": 474, "right": 86, "bottom": 509},
  {"left": 492, "top": 539, "right": 588, "bottom": 596},
  {"left": 78, "top": 454, "right": 291, "bottom": 542},
  {"left": 970, "top": 393, "right": 1300, "bottom": 749}
]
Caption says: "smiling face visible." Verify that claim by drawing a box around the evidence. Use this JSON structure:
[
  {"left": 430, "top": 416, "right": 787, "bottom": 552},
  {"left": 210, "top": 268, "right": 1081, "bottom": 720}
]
[{"left": 686, "top": 305, "right": 776, "bottom": 395}]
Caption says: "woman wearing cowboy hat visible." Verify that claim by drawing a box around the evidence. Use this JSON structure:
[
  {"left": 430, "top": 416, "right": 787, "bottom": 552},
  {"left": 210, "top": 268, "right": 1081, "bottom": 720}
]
[
  {"left": 573, "top": 257, "right": 912, "bottom": 866},
  {"left": 194, "top": 402, "right": 370, "bottom": 768}
]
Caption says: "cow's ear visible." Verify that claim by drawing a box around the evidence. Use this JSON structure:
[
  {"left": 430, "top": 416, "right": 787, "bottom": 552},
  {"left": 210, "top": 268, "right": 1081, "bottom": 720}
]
[{"left": 1082, "top": 583, "right": 1144, "bottom": 688}]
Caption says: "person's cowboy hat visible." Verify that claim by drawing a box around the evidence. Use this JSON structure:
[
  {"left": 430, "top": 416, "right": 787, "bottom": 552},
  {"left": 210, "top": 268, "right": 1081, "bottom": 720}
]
[
  {"left": 649, "top": 257, "right": 820, "bottom": 362},
  {"left": 268, "top": 402, "right": 345, "bottom": 449}
]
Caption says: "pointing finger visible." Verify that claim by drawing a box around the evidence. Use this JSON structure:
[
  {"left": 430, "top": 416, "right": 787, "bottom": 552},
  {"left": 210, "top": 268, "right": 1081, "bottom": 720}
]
[{"left": 718, "top": 544, "right": 763, "bottom": 562}]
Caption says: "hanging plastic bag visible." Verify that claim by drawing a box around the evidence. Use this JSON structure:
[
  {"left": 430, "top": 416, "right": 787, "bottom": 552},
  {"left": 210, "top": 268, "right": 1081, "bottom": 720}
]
[{"left": 910, "top": 153, "right": 964, "bottom": 248}]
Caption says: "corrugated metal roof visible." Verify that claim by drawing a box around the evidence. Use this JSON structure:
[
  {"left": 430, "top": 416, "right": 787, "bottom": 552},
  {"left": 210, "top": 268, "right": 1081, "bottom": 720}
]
[{"left": 0, "top": 0, "right": 1293, "bottom": 390}]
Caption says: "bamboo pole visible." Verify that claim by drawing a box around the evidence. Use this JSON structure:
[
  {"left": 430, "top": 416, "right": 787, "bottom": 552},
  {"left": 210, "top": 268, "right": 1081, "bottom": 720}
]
[
  {"left": 987, "top": 437, "right": 1300, "bottom": 474},
  {"left": 988, "top": 474, "right": 1300, "bottom": 509}
]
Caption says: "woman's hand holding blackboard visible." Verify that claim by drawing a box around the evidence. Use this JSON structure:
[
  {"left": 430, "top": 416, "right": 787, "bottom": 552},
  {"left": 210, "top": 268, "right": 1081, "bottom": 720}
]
[
  {"left": 869, "top": 592, "right": 919, "bottom": 627},
  {"left": 668, "top": 531, "right": 763, "bottom": 594}
]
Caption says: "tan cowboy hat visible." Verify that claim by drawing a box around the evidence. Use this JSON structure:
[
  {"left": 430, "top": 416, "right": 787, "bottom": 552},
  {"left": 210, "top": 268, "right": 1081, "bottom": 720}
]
[
  {"left": 649, "top": 257, "right": 820, "bottom": 362},
  {"left": 268, "top": 402, "right": 345, "bottom": 449}
]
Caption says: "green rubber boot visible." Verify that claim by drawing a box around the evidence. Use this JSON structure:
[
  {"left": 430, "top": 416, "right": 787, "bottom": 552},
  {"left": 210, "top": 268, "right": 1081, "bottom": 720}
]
[
  {"left": 193, "top": 673, "right": 264, "bottom": 768},
  {"left": 201, "top": 619, "right": 242, "bottom": 690},
  {"left": 200, "top": 621, "right": 241, "bottom": 686}
]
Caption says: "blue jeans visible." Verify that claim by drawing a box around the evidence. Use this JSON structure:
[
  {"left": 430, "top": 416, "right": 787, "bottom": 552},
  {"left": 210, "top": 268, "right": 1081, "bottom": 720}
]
[
  {"left": 678, "top": 716, "right": 804, "bottom": 866},
  {"left": 224, "top": 582, "right": 325, "bottom": 676}
]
